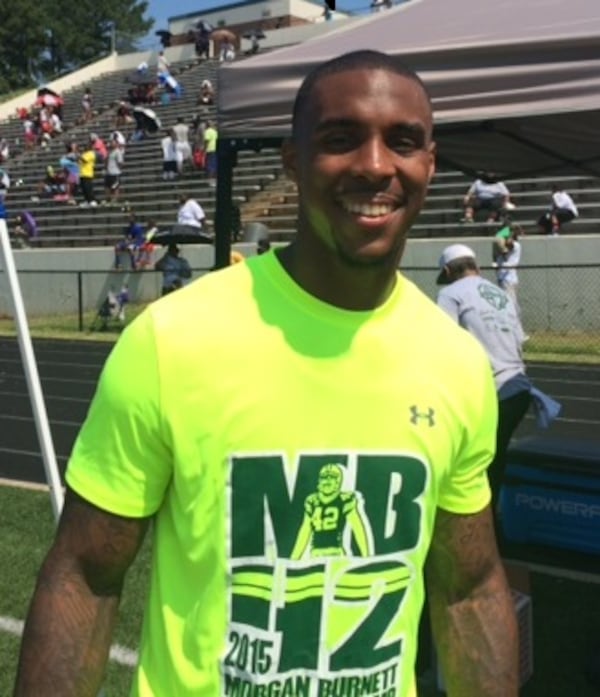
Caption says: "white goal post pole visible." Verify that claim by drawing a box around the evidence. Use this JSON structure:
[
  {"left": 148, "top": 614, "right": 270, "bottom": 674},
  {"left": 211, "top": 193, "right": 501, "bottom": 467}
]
[{"left": 0, "top": 219, "right": 64, "bottom": 521}]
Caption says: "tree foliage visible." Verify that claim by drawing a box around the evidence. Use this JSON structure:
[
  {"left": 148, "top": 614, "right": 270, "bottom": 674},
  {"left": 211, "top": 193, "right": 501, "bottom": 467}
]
[{"left": 0, "top": 0, "right": 153, "bottom": 94}]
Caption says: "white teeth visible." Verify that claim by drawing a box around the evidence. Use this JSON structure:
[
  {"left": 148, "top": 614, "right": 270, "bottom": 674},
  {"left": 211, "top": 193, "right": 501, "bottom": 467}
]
[{"left": 342, "top": 202, "right": 394, "bottom": 217}]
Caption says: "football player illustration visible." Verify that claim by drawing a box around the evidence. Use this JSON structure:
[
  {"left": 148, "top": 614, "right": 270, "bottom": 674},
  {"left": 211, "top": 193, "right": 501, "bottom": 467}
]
[{"left": 291, "top": 463, "right": 371, "bottom": 559}]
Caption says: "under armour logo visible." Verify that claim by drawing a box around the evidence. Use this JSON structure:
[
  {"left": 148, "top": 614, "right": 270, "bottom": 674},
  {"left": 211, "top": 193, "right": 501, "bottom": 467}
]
[{"left": 409, "top": 405, "right": 435, "bottom": 427}]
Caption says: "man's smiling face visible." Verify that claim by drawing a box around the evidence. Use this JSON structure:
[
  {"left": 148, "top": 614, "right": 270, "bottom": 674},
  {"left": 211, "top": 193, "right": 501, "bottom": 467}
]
[{"left": 283, "top": 67, "right": 436, "bottom": 268}]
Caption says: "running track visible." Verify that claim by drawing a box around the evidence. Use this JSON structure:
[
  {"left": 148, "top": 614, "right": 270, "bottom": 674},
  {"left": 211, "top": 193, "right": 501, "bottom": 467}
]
[{"left": 1, "top": 336, "right": 599, "bottom": 574}]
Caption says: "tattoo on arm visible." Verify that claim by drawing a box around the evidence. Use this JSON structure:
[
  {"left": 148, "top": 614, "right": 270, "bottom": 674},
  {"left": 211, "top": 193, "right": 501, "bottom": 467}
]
[
  {"left": 14, "top": 488, "right": 150, "bottom": 696},
  {"left": 425, "top": 507, "right": 519, "bottom": 697}
]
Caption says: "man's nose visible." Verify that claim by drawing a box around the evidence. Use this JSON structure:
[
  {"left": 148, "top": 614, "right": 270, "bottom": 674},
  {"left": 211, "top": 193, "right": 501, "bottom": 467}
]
[{"left": 352, "top": 137, "right": 395, "bottom": 181}]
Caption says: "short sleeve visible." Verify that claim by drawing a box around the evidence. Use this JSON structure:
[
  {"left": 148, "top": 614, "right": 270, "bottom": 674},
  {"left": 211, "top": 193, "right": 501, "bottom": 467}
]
[
  {"left": 66, "top": 310, "right": 172, "bottom": 517},
  {"left": 437, "top": 344, "right": 497, "bottom": 514}
]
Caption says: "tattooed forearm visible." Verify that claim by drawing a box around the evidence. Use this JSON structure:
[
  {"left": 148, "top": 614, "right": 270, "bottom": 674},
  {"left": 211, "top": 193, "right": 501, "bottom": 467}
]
[
  {"left": 426, "top": 508, "right": 519, "bottom": 697},
  {"left": 14, "top": 550, "right": 120, "bottom": 696},
  {"left": 14, "top": 489, "right": 149, "bottom": 696}
]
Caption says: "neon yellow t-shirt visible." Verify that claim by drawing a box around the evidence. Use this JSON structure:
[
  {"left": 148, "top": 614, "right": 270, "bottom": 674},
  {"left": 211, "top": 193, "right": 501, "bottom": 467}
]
[
  {"left": 204, "top": 126, "right": 218, "bottom": 153},
  {"left": 79, "top": 149, "right": 96, "bottom": 178},
  {"left": 66, "top": 251, "right": 496, "bottom": 697}
]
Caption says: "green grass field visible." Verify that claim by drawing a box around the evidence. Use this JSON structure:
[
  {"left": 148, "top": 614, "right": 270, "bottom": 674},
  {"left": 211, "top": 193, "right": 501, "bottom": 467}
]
[
  {"left": 1, "top": 311, "right": 599, "bottom": 365},
  {"left": 2, "top": 486, "right": 599, "bottom": 696}
]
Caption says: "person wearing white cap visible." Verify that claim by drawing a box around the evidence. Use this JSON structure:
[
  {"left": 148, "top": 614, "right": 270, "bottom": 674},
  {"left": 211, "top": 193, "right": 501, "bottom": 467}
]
[{"left": 436, "top": 243, "right": 531, "bottom": 510}]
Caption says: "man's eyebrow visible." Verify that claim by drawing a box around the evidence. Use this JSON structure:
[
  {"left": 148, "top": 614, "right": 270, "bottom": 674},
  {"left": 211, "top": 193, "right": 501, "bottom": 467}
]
[
  {"left": 314, "top": 118, "right": 360, "bottom": 133},
  {"left": 314, "top": 119, "right": 428, "bottom": 136},
  {"left": 389, "top": 122, "right": 428, "bottom": 137}
]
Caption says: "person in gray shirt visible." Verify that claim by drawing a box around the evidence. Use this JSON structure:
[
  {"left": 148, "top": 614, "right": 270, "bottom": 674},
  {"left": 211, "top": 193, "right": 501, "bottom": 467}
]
[{"left": 436, "top": 243, "right": 531, "bottom": 515}]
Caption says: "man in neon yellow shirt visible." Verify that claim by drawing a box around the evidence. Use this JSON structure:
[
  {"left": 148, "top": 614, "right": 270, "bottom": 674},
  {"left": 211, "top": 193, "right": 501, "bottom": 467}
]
[
  {"left": 15, "top": 51, "right": 518, "bottom": 697},
  {"left": 203, "top": 120, "right": 218, "bottom": 187}
]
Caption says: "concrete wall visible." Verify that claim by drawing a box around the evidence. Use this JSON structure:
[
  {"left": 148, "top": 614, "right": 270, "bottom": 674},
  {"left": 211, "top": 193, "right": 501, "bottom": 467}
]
[
  {"left": 241, "top": 16, "right": 353, "bottom": 52},
  {"left": 169, "top": 0, "right": 335, "bottom": 34},
  {"left": 0, "top": 243, "right": 217, "bottom": 318},
  {"left": 1, "top": 237, "right": 599, "bottom": 331}
]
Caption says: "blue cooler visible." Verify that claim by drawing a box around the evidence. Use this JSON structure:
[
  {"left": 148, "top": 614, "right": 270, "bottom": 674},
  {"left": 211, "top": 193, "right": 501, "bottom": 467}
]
[{"left": 500, "top": 436, "right": 600, "bottom": 555}]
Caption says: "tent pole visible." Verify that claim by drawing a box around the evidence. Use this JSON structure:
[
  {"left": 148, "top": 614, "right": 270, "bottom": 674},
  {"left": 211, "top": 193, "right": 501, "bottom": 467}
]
[
  {"left": 0, "top": 220, "right": 64, "bottom": 522},
  {"left": 214, "top": 138, "right": 235, "bottom": 269}
]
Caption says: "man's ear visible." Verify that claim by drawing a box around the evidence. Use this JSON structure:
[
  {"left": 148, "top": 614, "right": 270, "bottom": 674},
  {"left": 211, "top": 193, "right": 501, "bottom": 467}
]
[
  {"left": 281, "top": 139, "right": 298, "bottom": 183},
  {"left": 427, "top": 140, "right": 437, "bottom": 184}
]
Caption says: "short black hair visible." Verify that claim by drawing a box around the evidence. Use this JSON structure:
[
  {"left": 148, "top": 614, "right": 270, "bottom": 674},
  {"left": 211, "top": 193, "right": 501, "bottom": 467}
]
[
  {"left": 446, "top": 257, "right": 478, "bottom": 279},
  {"left": 291, "top": 50, "right": 431, "bottom": 143}
]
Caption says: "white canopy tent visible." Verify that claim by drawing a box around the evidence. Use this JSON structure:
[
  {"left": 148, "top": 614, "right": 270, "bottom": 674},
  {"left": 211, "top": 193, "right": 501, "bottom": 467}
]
[
  {"left": 217, "top": 0, "right": 600, "bottom": 176},
  {"left": 212, "top": 0, "right": 600, "bottom": 264}
]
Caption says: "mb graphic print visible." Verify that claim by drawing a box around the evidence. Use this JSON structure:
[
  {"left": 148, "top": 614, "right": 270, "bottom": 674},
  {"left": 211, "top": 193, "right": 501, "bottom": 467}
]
[{"left": 225, "top": 451, "right": 428, "bottom": 696}]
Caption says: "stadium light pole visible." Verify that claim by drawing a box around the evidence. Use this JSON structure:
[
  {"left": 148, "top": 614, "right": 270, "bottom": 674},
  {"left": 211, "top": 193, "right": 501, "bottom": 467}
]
[{"left": 0, "top": 220, "right": 64, "bottom": 522}]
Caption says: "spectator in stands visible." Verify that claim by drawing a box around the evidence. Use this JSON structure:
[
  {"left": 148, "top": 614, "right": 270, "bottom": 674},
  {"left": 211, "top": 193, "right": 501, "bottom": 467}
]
[
  {"left": 114, "top": 101, "right": 134, "bottom": 128},
  {"left": 203, "top": 121, "right": 218, "bottom": 187},
  {"left": 0, "top": 138, "right": 10, "bottom": 163},
  {"left": 145, "top": 80, "right": 159, "bottom": 105},
  {"left": 11, "top": 210, "right": 38, "bottom": 247},
  {"left": 219, "top": 40, "right": 236, "bottom": 62},
  {"left": 197, "top": 79, "right": 215, "bottom": 106},
  {"left": 59, "top": 143, "right": 80, "bottom": 205},
  {"left": 194, "top": 28, "right": 210, "bottom": 60},
  {"left": 22, "top": 114, "right": 37, "bottom": 151},
  {"left": 90, "top": 133, "right": 108, "bottom": 164},
  {"left": 161, "top": 129, "right": 178, "bottom": 181},
  {"left": 103, "top": 138, "right": 125, "bottom": 206},
  {"left": 0, "top": 167, "right": 10, "bottom": 219},
  {"left": 48, "top": 107, "right": 63, "bottom": 136},
  {"left": 249, "top": 34, "right": 261, "bottom": 55},
  {"left": 81, "top": 87, "right": 94, "bottom": 124},
  {"left": 191, "top": 113, "right": 206, "bottom": 143},
  {"left": 37, "top": 106, "right": 53, "bottom": 148},
  {"left": 114, "top": 212, "right": 145, "bottom": 270},
  {"left": 33, "top": 165, "right": 67, "bottom": 201},
  {"left": 461, "top": 171, "right": 512, "bottom": 223},
  {"left": 10, "top": 220, "right": 30, "bottom": 248},
  {"left": 173, "top": 117, "right": 192, "bottom": 175},
  {"left": 177, "top": 192, "right": 205, "bottom": 229},
  {"left": 159, "top": 72, "right": 182, "bottom": 100},
  {"left": 537, "top": 184, "right": 579, "bottom": 235},
  {"left": 78, "top": 141, "right": 98, "bottom": 207},
  {"left": 111, "top": 129, "right": 127, "bottom": 153},
  {"left": 155, "top": 243, "right": 192, "bottom": 295},
  {"left": 157, "top": 50, "right": 170, "bottom": 77}
]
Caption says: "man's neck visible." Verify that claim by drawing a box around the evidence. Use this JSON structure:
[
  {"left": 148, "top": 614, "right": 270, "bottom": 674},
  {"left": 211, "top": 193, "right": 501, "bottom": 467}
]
[{"left": 276, "top": 242, "right": 400, "bottom": 312}]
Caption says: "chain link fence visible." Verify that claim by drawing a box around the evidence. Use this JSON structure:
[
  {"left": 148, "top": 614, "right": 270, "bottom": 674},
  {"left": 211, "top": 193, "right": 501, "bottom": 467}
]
[
  {"left": 399, "top": 263, "right": 598, "bottom": 361},
  {"left": 0, "top": 264, "right": 598, "bottom": 359}
]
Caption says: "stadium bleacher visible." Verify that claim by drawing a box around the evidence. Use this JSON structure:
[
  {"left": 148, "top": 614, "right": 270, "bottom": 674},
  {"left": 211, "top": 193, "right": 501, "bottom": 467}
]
[{"left": 1, "top": 55, "right": 599, "bottom": 248}]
